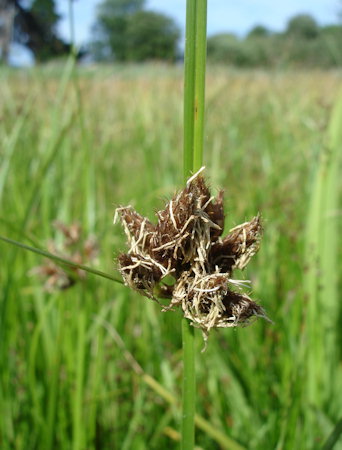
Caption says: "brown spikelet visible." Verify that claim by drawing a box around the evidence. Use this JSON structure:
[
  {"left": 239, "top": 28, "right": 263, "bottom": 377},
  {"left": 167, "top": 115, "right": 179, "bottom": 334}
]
[
  {"left": 209, "top": 214, "right": 262, "bottom": 274},
  {"left": 115, "top": 206, "right": 155, "bottom": 254},
  {"left": 205, "top": 189, "right": 225, "bottom": 240},
  {"left": 31, "top": 222, "right": 99, "bottom": 291},
  {"left": 118, "top": 253, "right": 162, "bottom": 298}
]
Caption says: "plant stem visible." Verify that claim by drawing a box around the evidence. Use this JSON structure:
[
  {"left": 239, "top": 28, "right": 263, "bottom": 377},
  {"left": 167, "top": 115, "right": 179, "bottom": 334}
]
[
  {"left": 183, "top": 0, "right": 197, "bottom": 177},
  {"left": 182, "top": 1, "right": 208, "bottom": 449},
  {"left": 0, "top": 235, "right": 122, "bottom": 284},
  {"left": 193, "top": 0, "right": 208, "bottom": 171},
  {"left": 181, "top": 318, "right": 196, "bottom": 450}
]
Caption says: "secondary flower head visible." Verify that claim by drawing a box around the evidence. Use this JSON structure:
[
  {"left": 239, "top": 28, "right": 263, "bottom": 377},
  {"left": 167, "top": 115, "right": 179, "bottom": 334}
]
[
  {"left": 115, "top": 167, "right": 267, "bottom": 341},
  {"left": 31, "top": 221, "right": 98, "bottom": 291}
]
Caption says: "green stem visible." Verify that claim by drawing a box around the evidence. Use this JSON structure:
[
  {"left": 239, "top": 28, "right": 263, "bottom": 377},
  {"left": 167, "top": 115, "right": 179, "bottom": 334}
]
[
  {"left": 193, "top": 0, "right": 208, "bottom": 171},
  {"left": 181, "top": 318, "right": 196, "bottom": 449},
  {"left": 0, "top": 235, "right": 122, "bottom": 285},
  {"left": 183, "top": 0, "right": 197, "bottom": 177},
  {"left": 182, "top": 1, "right": 208, "bottom": 449}
]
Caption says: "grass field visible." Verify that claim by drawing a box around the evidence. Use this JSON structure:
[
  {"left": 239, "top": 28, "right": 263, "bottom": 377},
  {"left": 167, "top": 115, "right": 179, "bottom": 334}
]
[{"left": 0, "top": 63, "right": 342, "bottom": 449}]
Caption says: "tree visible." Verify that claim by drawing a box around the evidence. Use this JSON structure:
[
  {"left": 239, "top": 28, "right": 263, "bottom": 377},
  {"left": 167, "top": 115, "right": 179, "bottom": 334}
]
[
  {"left": 15, "top": 0, "right": 72, "bottom": 62},
  {"left": 286, "top": 14, "right": 319, "bottom": 39},
  {"left": 207, "top": 33, "right": 249, "bottom": 66},
  {"left": 97, "top": 0, "right": 144, "bottom": 16},
  {"left": 247, "top": 25, "right": 270, "bottom": 39},
  {"left": 30, "top": 0, "right": 60, "bottom": 34},
  {"left": 317, "top": 25, "right": 342, "bottom": 66},
  {"left": 0, "top": 0, "right": 72, "bottom": 63},
  {"left": 92, "top": 0, "right": 180, "bottom": 62},
  {"left": 93, "top": 0, "right": 144, "bottom": 61},
  {"left": 207, "top": 33, "right": 237, "bottom": 59},
  {"left": 0, "top": 0, "right": 15, "bottom": 63},
  {"left": 125, "top": 11, "right": 180, "bottom": 61}
]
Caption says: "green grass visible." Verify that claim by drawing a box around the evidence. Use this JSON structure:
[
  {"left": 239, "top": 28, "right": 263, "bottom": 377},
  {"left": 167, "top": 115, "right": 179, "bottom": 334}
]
[{"left": 0, "top": 65, "right": 342, "bottom": 449}]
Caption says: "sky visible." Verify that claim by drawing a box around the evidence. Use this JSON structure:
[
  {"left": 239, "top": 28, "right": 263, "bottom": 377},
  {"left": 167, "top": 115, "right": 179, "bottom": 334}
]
[
  {"left": 9, "top": 0, "right": 340, "bottom": 65},
  {"left": 56, "top": 0, "right": 339, "bottom": 45}
]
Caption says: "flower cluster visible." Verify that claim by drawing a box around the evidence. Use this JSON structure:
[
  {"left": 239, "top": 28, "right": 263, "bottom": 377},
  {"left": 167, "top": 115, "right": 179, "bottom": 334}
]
[
  {"left": 115, "top": 168, "right": 267, "bottom": 340},
  {"left": 31, "top": 221, "right": 98, "bottom": 291}
]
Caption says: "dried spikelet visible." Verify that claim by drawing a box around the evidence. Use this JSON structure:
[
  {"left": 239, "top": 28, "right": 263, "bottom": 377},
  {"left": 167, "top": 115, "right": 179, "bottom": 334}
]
[
  {"left": 209, "top": 214, "right": 262, "bottom": 274},
  {"left": 151, "top": 170, "right": 220, "bottom": 271},
  {"left": 114, "top": 206, "right": 155, "bottom": 254},
  {"left": 118, "top": 253, "right": 162, "bottom": 298},
  {"left": 206, "top": 190, "right": 225, "bottom": 240},
  {"left": 222, "top": 290, "right": 265, "bottom": 326},
  {"left": 31, "top": 222, "right": 98, "bottom": 291},
  {"left": 53, "top": 221, "right": 82, "bottom": 246},
  {"left": 115, "top": 168, "right": 268, "bottom": 342}
]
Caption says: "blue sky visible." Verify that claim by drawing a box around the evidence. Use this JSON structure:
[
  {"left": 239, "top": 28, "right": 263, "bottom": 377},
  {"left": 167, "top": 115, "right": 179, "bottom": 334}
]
[{"left": 56, "top": 0, "right": 339, "bottom": 45}]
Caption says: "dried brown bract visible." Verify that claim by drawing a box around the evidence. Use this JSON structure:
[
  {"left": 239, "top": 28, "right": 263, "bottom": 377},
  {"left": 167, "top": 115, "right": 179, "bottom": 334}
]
[{"left": 115, "top": 167, "right": 268, "bottom": 341}]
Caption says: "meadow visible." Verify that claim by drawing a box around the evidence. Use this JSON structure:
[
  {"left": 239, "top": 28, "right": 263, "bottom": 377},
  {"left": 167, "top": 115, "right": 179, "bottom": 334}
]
[{"left": 0, "top": 63, "right": 341, "bottom": 449}]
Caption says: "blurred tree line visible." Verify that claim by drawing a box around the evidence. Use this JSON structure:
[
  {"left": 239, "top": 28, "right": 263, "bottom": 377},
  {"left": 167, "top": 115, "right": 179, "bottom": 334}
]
[
  {"left": 1, "top": 0, "right": 341, "bottom": 67},
  {"left": 207, "top": 15, "right": 342, "bottom": 68},
  {"left": 0, "top": 0, "right": 72, "bottom": 63},
  {"left": 91, "top": 2, "right": 342, "bottom": 67}
]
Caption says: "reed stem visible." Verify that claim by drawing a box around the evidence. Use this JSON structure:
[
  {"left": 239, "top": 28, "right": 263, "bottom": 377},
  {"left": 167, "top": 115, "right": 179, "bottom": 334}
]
[{"left": 182, "top": 1, "right": 208, "bottom": 448}]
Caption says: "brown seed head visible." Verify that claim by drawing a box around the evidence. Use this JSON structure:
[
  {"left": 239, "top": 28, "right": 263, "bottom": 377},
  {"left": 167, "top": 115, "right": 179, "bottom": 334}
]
[{"left": 115, "top": 168, "right": 267, "bottom": 341}]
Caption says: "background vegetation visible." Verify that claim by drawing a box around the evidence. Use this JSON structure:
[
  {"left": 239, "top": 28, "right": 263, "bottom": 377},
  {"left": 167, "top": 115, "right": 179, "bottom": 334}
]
[
  {"left": 90, "top": 0, "right": 180, "bottom": 62},
  {"left": 2, "top": 0, "right": 342, "bottom": 67},
  {"left": 207, "top": 15, "right": 342, "bottom": 69},
  {"left": 0, "top": 0, "right": 72, "bottom": 63},
  {"left": 0, "top": 63, "right": 341, "bottom": 449}
]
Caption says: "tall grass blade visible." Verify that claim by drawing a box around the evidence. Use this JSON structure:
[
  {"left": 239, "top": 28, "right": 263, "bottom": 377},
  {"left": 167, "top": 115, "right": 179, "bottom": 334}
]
[
  {"left": 0, "top": 112, "right": 28, "bottom": 203},
  {"left": 304, "top": 89, "right": 342, "bottom": 427},
  {"left": 322, "top": 417, "right": 342, "bottom": 450}
]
